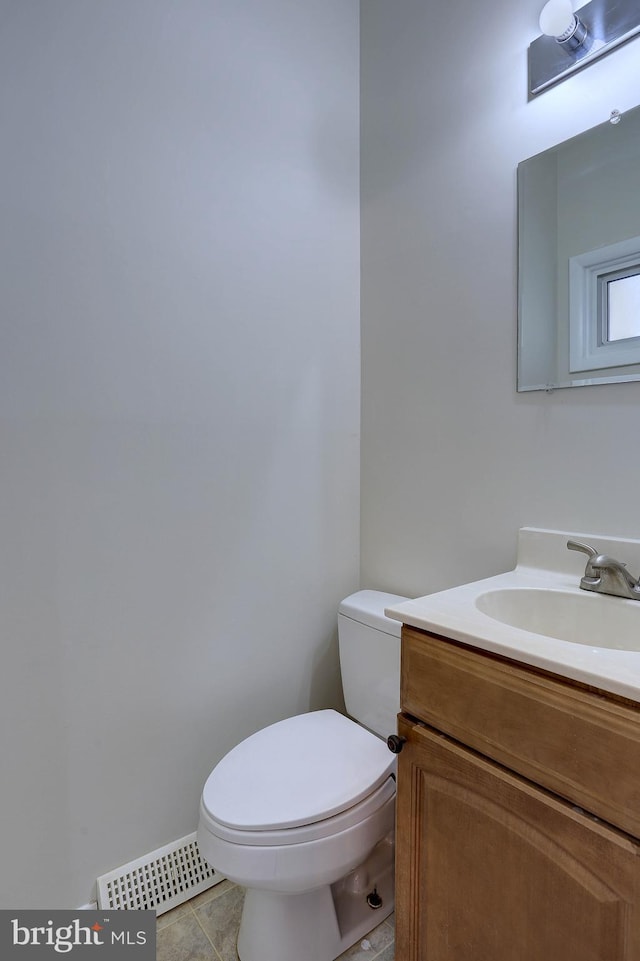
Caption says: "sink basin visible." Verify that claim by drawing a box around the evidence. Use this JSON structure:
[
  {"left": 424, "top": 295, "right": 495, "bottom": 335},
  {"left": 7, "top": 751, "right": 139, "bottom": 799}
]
[
  {"left": 385, "top": 528, "right": 640, "bottom": 700},
  {"left": 475, "top": 587, "right": 640, "bottom": 651}
]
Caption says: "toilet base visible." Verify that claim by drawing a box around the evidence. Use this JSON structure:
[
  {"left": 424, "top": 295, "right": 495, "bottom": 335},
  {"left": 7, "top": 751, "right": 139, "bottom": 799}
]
[{"left": 236, "top": 834, "right": 394, "bottom": 961}]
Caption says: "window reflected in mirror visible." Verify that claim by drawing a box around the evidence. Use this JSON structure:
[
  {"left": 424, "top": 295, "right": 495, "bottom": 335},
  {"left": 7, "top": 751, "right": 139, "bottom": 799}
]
[{"left": 607, "top": 272, "right": 640, "bottom": 342}]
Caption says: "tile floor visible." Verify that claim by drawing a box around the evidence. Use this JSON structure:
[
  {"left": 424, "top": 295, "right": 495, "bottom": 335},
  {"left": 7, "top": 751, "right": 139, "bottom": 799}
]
[{"left": 156, "top": 880, "right": 395, "bottom": 961}]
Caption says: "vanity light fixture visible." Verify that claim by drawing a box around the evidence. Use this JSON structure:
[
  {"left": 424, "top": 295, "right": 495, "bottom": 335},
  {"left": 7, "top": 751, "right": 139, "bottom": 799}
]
[
  {"left": 529, "top": 0, "right": 640, "bottom": 97},
  {"left": 539, "top": 0, "right": 588, "bottom": 51}
]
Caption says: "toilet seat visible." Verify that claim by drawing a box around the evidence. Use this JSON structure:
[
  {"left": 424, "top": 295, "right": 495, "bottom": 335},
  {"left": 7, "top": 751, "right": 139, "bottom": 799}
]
[
  {"left": 201, "top": 709, "right": 395, "bottom": 832},
  {"left": 200, "top": 774, "right": 396, "bottom": 846}
]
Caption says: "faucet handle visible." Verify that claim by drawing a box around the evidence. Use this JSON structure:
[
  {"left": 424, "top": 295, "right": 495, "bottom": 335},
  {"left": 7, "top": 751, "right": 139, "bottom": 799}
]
[
  {"left": 567, "top": 539, "right": 598, "bottom": 559},
  {"left": 567, "top": 539, "right": 601, "bottom": 580},
  {"left": 567, "top": 540, "right": 628, "bottom": 569}
]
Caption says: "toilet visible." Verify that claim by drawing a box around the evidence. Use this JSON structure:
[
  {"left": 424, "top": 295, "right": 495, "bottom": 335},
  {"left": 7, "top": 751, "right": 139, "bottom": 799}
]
[{"left": 197, "top": 590, "right": 408, "bottom": 961}]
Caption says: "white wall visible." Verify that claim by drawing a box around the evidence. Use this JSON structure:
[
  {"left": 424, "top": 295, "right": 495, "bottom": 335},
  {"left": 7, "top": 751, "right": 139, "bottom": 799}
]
[
  {"left": 0, "top": 0, "right": 360, "bottom": 908},
  {"left": 360, "top": 0, "right": 640, "bottom": 599}
]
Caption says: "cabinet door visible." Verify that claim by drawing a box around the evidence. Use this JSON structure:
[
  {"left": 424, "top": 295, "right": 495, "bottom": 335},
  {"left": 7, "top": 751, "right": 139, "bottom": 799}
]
[{"left": 395, "top": 718, "right": 640, "bottom": 961}]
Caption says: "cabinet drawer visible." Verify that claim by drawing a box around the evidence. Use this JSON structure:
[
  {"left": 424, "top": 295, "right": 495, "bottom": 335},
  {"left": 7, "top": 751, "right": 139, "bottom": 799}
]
[{"left": 401, "top": 626, "right": 640, "bottom": 837}]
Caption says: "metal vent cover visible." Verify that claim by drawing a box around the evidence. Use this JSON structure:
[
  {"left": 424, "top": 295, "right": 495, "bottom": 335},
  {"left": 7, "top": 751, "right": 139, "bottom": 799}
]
[{"left": 97, "top": 833, "right": 222, "bottom": 915}]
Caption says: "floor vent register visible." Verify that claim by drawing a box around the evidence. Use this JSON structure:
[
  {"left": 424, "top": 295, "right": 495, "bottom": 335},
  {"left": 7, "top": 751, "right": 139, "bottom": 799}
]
[{"left": 97, "top": 832, "right": 223, "bottom": 915}]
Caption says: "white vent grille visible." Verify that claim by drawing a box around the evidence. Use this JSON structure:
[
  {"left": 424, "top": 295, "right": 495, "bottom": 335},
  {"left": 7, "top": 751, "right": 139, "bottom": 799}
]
[{"left": 97, "top": 833, "right": 223, "bottom": 916}]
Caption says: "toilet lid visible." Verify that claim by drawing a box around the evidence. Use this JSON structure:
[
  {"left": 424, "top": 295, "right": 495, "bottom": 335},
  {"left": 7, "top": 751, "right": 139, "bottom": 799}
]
[{"left": 201, "top": 710, "right": 395, "bottom": 831}]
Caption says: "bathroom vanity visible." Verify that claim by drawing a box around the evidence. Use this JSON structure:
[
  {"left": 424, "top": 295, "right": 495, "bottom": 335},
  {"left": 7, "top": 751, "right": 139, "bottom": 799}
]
[{"left": 386, "top": 528, "right": 640, "bottom": 961}]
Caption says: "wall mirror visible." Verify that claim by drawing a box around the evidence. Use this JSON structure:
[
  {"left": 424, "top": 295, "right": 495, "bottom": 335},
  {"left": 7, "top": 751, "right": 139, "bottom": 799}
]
[{"left": 518, "top": 103, "right": 640, "bottom": 391}]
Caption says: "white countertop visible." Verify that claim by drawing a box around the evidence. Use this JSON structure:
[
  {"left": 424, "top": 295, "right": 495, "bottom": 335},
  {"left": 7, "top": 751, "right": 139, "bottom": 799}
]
[{"left": 385, "top": 527, "right": 640, "bottom": 702}]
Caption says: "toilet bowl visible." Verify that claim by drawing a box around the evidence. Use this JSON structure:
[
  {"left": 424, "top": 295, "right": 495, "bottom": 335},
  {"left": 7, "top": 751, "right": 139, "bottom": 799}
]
[{"left": 197, "top": 590, "right": 408, "bottom": 961}]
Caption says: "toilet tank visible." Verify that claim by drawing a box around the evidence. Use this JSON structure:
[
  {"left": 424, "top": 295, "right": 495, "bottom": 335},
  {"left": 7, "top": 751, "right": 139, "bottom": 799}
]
[{"left": 338, "top": 590, "right": 409, "bottom": 739}]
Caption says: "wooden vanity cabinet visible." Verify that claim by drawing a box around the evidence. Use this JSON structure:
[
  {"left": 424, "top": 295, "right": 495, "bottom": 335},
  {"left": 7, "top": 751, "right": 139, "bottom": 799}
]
[{"left": 395, "top": 626, "right": 640, "bottom": 961}]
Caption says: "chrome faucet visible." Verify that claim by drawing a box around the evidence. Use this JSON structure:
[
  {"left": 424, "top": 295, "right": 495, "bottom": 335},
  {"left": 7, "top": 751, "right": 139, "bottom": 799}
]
[{"left": 567, "top": 540, "right": 640, "bottom": 601}]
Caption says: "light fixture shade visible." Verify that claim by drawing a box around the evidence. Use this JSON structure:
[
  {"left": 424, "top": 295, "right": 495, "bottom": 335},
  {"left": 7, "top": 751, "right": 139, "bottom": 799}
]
[{"left": 539, "top": 0, "right": 576, "bottom": 39}]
